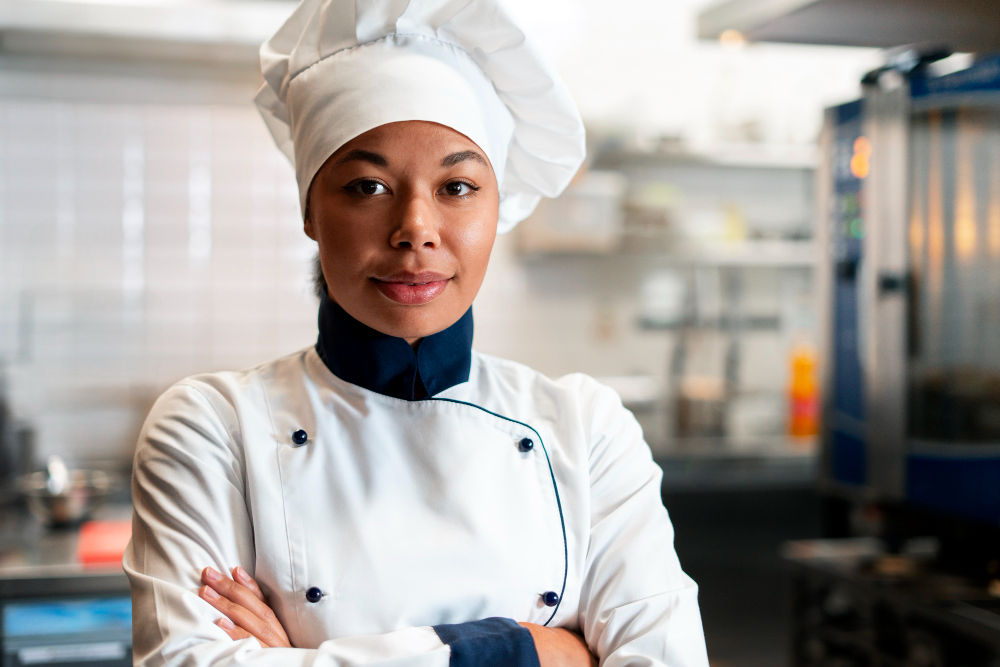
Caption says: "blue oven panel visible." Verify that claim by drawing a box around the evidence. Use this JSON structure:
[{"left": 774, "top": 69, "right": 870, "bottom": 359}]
[{"left": 828, "top": 99, "right": 868, "bottom": 488}]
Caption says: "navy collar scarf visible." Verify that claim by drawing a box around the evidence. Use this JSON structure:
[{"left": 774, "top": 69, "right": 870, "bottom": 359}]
[{"left": 315, "top": 293, "right": 474, "bottom": 401}]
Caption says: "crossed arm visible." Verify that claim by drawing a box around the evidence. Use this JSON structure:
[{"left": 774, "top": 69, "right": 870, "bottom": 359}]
[{"left": 197, "top": 565, "right": 597, "bottom": 666}]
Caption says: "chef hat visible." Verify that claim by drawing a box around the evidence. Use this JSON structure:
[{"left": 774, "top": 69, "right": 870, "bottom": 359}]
[{"left": 255, "top": 0, "right": 586, "bottom": 233}]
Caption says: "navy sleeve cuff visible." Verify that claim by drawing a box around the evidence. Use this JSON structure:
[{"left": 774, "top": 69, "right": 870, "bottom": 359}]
[{"left": 432, "top": 617, "right": 540, "bottom": 667}]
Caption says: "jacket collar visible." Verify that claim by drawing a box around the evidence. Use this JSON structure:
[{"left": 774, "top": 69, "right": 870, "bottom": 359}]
[{"left": 315, "top": 293, "right": 473, "bottom": 401}]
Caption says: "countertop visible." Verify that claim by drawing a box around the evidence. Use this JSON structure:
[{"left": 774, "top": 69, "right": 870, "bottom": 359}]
[
  {"left": 656, "top": 436, "right": 818, "bottom": 491},
  {"left": 0, "top": 498, "right": 131, "bottom": 582}
]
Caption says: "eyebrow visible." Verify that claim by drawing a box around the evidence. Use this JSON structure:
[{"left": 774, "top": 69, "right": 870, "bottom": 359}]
[
  {"left": 441, "top": 150, "right": 487, "bottom": 167},
  {"left": 333, "top": 148, "right": 487, "bottom": 168},
  {"left": 334, "top": 149, "right": 388, "bottom": 167}
]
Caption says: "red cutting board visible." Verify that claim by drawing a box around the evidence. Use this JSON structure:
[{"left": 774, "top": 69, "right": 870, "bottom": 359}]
[{"left": 77, "top": 519, "right": 132, "bottom": 565}]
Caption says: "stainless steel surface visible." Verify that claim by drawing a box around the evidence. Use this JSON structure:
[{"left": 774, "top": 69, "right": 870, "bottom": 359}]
[
  {"left": 698, "top": 0, "right": 1000, "bottom": 54},
  {"left": 906, "top": 103, "right": 1000, "bottom": 444},
  {"left": 0, "top": 500, "right": 129, "bottom": 577},
  {"left": 862, "top": 78, "right": 909, "bottom": 500}
]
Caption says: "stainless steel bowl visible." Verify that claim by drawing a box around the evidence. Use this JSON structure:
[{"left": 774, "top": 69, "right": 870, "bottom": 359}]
[{"left": 19, "top": 468, "right": 113, "bottom": 526}]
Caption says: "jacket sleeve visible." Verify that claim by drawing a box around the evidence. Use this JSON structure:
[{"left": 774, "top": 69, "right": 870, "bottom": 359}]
[
  {"left": 124, "top": 380, "right": 537, "bottom": 667},
  {"left": 576, "top": 379, "right": 709, "bottom": 667}
]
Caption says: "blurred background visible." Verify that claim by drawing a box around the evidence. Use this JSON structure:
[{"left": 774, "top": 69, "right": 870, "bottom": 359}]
[{"left": 1, "top": 0, "right": 999, "bottom": 665}]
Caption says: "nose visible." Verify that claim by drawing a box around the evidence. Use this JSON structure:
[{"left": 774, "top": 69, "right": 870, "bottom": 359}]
[{"left": 389, "top": 191, "right": 441, "bottom": 250}]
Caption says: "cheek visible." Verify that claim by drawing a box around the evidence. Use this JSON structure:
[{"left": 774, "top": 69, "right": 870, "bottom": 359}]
[
  {"left": 456, "top": 196, "right": 499, "bottom": 269},
  {"left": 457, "top": 219, "right": 497, "bottom": 279},
  {"left": 317, "top": 219, "right": 373, "bottom": 264}
]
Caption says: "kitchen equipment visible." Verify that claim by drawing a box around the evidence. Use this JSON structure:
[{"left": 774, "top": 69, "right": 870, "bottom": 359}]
[
  {"left": 18, "top": 458, "right": 112, "bottom": 527},
  {"left": 818, "top": 53, "right": 1000, "bottom": 528},
  {"left": 0, "top": 571, "right": 131, "bottom": 667},
  {"left": 674, "top": 375, "right": 728, "bottom": 440}
]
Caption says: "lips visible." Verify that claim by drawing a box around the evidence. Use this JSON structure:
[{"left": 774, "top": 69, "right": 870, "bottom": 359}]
[{"left": 371, "top": 271, "right": 451, "bottom": 305}]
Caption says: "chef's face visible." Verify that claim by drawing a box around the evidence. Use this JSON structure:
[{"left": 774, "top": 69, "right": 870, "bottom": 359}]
[{"left": 305, "top": 121, "right": 499, "bottom": 344}]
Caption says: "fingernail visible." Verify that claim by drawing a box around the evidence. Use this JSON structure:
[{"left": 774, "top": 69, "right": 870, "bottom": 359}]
[
  {"left": 201, "top": 585, "right": 220, "bottom": 600},
  {"left": 234, "top": 566, "right": 251, "bottom": 584},
  {"left": 203, "top": 567, "right": 221, "bottom": 583},
  {"left": 216, "top": 616, "right": 235, "bottom": 630}
]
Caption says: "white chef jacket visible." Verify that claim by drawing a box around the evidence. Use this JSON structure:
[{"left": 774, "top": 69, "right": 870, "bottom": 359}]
[{"left": 124, "top": 300, "right": 708, "bottom": 666}]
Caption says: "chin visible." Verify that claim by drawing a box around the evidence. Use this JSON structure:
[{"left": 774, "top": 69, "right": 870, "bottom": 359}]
[{"left": 370, "top": 308, "right": 459, "bottom": 341}]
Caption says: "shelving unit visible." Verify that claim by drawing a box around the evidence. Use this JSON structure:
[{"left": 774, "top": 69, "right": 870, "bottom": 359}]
[
  {"left": 518, "top": 237, "right": 817, "bottom": 267},
  {"left": 594, "top": 143, "right": 818, "bottom": 171},
  {"left": 624, "top": 238, "right": 817, "bottom": 267},
  {"left": 515, "top": 141, "right": 820, "bottom": 461},
  {"left": 520, "top": 142, "right": 817, "bottom": 258}
]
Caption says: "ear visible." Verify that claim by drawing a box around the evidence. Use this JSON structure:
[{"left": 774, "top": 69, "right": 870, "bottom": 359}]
[{"left": 303, "top": 199, "right": 319, "bottom": 241}]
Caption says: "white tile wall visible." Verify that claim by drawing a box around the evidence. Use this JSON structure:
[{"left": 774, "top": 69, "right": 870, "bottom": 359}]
[{"left": 0, "top": 67, "right": 318, "bottom": 467}]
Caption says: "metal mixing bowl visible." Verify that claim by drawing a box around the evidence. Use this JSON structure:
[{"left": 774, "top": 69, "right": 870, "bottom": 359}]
[{"left": 19, "top": 468, "right": 113, "bottom": 526}]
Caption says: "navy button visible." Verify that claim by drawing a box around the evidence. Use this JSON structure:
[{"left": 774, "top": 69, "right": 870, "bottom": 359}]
[
  {"left": 292, "top": 429, "right": 308, "bottom": 445},
  {"left": 305, "top": 587, "right": 323, "bottom": 603},
  {"left": 541, "top": 591, "right": 560, "bottom": 607},
  {"left": 518, "top": 437, "right": 534, "bottom": 452}
]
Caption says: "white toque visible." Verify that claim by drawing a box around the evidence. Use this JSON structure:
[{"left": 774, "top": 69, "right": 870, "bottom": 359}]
[{"left": 255, "top": 0, "right": 586, "bottom": 233}]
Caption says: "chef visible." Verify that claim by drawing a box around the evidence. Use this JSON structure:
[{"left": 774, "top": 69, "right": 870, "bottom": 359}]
[{"left": 123, "top": 0, "right": 709, "bottom": 664}]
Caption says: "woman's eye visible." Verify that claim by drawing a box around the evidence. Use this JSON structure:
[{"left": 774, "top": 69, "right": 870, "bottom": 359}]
[
  {"left": 442, "top": 181, "right": 479, "bottom": 197},
  {"left": 344, "top": 180, "right": 388, "bottom": 196}
]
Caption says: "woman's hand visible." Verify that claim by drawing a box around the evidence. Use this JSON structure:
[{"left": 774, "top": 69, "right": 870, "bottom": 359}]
[
  {"left": 519, "top": 622, "right": 597, "bottom": 667},
  {"left": 199, "top": 566, "right": 293, "bottom": 648}
]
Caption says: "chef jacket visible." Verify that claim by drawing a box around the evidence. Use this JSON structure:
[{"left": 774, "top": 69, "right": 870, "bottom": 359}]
[{"left": 124, "top": 296, "right": 709, "bottom": 665}]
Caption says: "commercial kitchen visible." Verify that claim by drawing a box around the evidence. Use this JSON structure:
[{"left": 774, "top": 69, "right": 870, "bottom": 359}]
[{"left": 0, "top": 0, "right": 999, "bottom": 664}]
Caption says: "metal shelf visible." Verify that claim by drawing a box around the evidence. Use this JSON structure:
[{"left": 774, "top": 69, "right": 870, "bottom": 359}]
[
  {"left": 638, "top": 314, "right": 782, "bottom": 331},
  {"left": 630, "top": 239, "right": 818, "bottom": 267},
  {"left": 520, "top": 238, "right": 818, "bottom": 267},
  {"left": 594, "top": 143, "right": 817, "bottom": 171}
]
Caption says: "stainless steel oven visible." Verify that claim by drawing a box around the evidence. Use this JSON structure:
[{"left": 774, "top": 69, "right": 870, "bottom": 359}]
[{"left": 818, "top": 53, "right": 1000, "bottom": 526}]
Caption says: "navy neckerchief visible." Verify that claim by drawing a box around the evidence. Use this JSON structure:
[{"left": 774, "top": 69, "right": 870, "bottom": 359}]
[{"left": 315, "top": 293, "right": 474, "bottom": 401}]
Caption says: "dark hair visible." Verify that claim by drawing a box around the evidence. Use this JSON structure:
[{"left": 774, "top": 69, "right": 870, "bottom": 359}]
[
  {"left": 305, "top": 194, "right": 328, "bottom": 300},
  {"left": 313, "top": 253, "right": 327, "bottom": 300}
]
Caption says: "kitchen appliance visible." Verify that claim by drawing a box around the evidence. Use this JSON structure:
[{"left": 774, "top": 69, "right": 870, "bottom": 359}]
[
  {"left": 785, "top": 538, "right": 1000, "bottom": 666},
  {"left": 818, "top": 54, "right": 1000, "bottom": 543},
  {"left": 0, "top": 571, "right": 131, "bottom": 667}
]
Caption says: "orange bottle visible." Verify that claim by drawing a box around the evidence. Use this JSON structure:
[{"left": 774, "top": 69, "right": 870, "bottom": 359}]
[{"left": 788, "top": 344, "right": 819, "bottom": 439}]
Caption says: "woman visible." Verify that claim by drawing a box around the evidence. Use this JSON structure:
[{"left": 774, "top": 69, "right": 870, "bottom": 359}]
[{"left": 124, "top": 1, "right": 709, "bottom": 665}]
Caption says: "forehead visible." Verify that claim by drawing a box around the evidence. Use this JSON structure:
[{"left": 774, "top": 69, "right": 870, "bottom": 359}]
[{"left": 331, "top": 120, "right": 489, "bottom": 165}]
